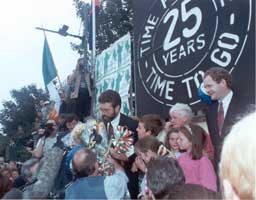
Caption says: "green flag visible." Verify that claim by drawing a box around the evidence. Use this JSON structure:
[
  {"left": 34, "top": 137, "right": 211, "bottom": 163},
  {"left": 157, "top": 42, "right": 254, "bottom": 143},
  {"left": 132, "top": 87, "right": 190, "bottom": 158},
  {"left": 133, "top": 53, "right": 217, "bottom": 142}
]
[
  {"left": 42, "top": 36, "right": 57, "bottom": 87},
  {"left": 42, "top": 36, "right": 61, "bottom": 113}
]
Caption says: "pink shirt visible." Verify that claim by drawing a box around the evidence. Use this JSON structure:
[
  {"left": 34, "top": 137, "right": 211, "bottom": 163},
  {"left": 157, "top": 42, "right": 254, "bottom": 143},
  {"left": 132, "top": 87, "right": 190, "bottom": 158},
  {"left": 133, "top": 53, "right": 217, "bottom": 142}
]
[{"left": 178, "top": 152, "right": 217, "bottom": 192}]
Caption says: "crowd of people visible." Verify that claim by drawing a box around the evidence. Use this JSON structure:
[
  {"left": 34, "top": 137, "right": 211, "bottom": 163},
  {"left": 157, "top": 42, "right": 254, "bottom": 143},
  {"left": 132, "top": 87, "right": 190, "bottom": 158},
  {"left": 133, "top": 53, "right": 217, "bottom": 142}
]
[{"left": 0, "top": 67, "right": 255, "bottom": 200}]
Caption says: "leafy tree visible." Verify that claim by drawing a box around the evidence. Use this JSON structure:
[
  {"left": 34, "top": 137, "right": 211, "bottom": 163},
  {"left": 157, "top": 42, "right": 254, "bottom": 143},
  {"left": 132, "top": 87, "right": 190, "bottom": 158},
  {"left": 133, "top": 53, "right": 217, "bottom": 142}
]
[
  {"left": 72, "top": 0, "right": 134, "bottom": 54},
  {"left": 0, "top": 84, "right": 48, "bottom": 159},
  {"left": 0, "top": 84, "right": 47, "bottom": 135}
]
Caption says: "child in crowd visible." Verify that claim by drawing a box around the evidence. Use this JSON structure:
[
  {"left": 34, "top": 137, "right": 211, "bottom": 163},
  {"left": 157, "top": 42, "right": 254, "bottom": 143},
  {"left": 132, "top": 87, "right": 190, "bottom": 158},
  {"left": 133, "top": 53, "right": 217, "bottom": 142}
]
[
  {"left": 134, "top": 136, "right": 172, "bottom": 199},
  {"left": 177, "top": 124, "right": 217, "bottom": 192},
  {"left": 165, "top": 128, "right": 181, "bottom": 158}
]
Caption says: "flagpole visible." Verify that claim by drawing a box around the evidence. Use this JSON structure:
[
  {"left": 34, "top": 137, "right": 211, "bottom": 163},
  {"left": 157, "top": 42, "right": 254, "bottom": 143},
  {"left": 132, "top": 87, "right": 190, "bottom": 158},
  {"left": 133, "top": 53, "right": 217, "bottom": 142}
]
[{"left": 92, "top": 0, "right": 96, "bottom": 68}]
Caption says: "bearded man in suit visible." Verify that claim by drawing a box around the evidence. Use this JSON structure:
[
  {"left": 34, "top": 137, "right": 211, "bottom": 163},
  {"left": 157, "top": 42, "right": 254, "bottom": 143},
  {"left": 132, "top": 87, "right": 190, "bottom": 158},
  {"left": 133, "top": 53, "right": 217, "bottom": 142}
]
[{"left": 98, "top": 89, "right": 139, "bottom": 199}]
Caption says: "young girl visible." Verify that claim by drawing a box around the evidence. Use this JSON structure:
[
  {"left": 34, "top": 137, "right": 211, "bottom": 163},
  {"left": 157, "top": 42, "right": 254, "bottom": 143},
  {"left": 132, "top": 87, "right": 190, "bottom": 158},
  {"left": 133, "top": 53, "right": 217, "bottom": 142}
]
[
  {"left": 177, "top": 124, "right": 217, "bottom": 192},
  {"left": 165, "top": 128, "right": 181, "bottom": 158}
]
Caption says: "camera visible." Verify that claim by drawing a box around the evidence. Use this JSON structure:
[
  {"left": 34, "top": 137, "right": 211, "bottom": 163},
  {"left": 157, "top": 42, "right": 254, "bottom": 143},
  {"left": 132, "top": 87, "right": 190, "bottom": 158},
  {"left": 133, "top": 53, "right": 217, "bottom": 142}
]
[{"left": 39, "top": 123, "right": 45, "bottom": 129}]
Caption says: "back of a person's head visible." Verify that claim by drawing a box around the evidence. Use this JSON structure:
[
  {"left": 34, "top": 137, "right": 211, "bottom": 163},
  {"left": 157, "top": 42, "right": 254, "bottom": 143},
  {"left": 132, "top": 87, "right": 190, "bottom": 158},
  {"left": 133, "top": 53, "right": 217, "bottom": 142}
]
[
  {"left": 72, "top": 148, "right": 97, "bottom": 178},
  {"left": 220, "top": 112, "right": 256, "bottom": 200},
  {"left": 146, "top": 157, "right": 185, "bottom": 199},
  {"left": 135, "top": 135, "right": 161, "bottom": 153},
  {"left": 139, "top": 114, "right": 163, "bottom": 136},
  {"left": 98, "top": 89, "right": 121, "bottom": 107}
]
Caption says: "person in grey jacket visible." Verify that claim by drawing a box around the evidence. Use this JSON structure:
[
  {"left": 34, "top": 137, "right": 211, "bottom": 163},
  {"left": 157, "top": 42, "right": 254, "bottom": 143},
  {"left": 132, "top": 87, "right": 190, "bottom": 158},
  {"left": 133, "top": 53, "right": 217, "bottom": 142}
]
[{"left": 22, "top": 145, "right": 64, "bottom": 199}]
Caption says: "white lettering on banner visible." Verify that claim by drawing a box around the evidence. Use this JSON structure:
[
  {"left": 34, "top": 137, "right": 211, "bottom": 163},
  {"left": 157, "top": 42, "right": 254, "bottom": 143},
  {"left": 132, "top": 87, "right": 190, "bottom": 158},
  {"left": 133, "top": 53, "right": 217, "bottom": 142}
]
[
  {"left": 137, "top": 0, "right": 252, "bottom": 106},
  {"left": 181, "top": 71, "right": 204, "bottom": 98},
  {"left": 140, "top": 14, "right": 159, "bottom": 58},
  {"left": 162, "top": 34, "right": 206, "bottom": 66},
  {"left": 161, "top": 0, "right": 168, "bottom": 9},
  {"left": 211, "top": 32, "right": 240, "bottom": 67}
]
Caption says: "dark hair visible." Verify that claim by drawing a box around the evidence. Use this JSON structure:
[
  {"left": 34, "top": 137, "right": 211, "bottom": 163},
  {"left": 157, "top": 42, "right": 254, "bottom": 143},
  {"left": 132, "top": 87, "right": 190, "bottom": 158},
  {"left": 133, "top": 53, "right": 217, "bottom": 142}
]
[
  {"left": 204, "top": 67, "right": 232, "bottom": 88},
  {"left": 72, "top": 148, "right": 97, "bottom": 178},
  {"left": 135, "top": 136, "right": 161, "bottom": 153},
  {"left": 179, "top": 124, "right": 206, "bottom": 160},
  {"left": 65, "top": 113, "right": 79, "bottom": 123},
  {"left": 98, "top": 90, "right": 121, "bottom": 108},
  {"left": 164, "top": 128, "right": 180, "bottom": 150},
  {"left": 139, "top": 114, "right": 163, "bottom": 137},
  {"left": 147, "top": 157, "right": 185, "bottom": 199}
]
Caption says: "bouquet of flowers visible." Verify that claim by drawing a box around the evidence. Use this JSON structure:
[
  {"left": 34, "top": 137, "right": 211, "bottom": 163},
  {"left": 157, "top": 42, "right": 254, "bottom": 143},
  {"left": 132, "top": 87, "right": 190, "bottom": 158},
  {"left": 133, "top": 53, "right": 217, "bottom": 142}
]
[
  {"left": 112, "top": 126, "right": 134, "bottom": 154},
  {"left": 97, "top": 156, "right": 114, "bottom": 176},
  {"left": 98, "top": 126, "right": 134, "bottom": 176},
  {"left": 69, "top": 122, "right": 86, "bottom": 147}
]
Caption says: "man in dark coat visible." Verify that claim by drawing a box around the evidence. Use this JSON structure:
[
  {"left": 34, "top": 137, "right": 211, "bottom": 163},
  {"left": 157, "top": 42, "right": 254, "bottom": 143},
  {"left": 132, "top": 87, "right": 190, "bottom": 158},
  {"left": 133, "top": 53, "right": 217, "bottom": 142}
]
[
  {"left": 98, "top": 89, "right": 139, "bottom": 199},
  {"left": 203, "top": 67, "right": 249, "bottom": 171}
]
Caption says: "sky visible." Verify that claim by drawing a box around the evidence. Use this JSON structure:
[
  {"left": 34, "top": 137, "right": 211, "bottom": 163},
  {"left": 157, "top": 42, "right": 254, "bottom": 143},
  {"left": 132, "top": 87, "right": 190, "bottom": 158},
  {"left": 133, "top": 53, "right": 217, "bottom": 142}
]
[{"left": 0, "top": 0, "right": 88, "bottom": 107}]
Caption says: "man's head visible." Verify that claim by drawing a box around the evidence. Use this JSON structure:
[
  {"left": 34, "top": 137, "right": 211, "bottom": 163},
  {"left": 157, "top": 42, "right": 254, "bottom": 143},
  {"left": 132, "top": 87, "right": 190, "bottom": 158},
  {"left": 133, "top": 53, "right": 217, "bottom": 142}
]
[
  {"left": 147, "top": 157, "right": 185, "bottom": 199},
  {"left": 203, "top": 67, "right": 232, "bottom": 101},
  {"left": 77, "top": 58, "right": 85, "bottom": 70},
  {"left": 137, "top": 114, "right": 163, "bottom": 139},
  {"left": 98, "top": 90, "right": 121, "bottom": 122},
  {"left": 40, "top": 100, "right": 45, "bottom": 107},
  {"left": 219, "top": 112, "right": 256, "bottom": 200},
  {"left": 72, "top": 148, "right": 98, "bottom": 178},
  {"left": 44, "top": 100, "right": 50, "bottom": 106},
  {"left": 169, "top": 103, "right": 193, "bottom": 128}
]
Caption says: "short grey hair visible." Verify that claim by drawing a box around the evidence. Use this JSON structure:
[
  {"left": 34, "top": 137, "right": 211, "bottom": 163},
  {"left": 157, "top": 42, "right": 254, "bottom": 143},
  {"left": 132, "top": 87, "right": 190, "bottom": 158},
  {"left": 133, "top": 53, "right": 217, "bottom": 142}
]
[{"left": 169, "top": 103, "right": 193, "bottom": 121}]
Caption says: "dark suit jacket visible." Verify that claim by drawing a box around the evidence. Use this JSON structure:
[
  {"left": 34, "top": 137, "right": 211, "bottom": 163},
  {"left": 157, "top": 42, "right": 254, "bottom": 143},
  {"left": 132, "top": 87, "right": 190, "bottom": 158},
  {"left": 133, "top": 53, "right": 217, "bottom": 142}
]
[
  {"left": 119, "top": 113, "right": 139, "bottom": 199},
  {"left": 104, "top": 113, "right": 139, "bottom": 199},
  {"left": 119, "top": 113, "right": 138, "bottom": 143},
  {"left": 206, "top": 92, "right": 247, "bottom": 170}
]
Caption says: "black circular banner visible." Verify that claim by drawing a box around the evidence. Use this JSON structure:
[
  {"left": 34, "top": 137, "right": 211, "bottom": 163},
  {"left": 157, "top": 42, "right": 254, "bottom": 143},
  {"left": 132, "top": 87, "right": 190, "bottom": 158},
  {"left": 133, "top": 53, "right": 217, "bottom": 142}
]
[{"left": 134, "top": 0, "right": 253, "bottom": 111}]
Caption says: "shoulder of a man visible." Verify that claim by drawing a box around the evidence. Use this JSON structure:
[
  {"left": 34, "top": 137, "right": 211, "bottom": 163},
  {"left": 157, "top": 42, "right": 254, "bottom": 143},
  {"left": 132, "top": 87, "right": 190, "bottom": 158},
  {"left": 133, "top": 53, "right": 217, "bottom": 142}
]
[
  {"left": 119, "top": 113, "right": 138, "bottom": 130},
  {"left": 104, "top": 171, "right": 128, "bottom": 199}
]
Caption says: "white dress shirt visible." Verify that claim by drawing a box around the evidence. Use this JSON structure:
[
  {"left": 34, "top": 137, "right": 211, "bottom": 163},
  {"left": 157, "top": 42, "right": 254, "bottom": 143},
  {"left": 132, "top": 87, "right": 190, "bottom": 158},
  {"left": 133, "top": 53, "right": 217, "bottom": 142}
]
[{"left": 219, "top": 90, "right": 233, "bottom": 118}]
